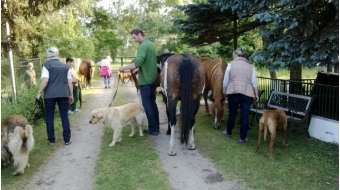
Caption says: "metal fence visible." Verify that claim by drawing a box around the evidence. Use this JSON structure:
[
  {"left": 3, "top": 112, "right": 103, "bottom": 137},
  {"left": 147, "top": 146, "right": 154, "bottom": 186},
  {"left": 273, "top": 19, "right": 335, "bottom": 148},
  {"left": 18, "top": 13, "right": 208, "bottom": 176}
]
[{"left": 256, "top": 77, "right": 339, "bottom": 121}]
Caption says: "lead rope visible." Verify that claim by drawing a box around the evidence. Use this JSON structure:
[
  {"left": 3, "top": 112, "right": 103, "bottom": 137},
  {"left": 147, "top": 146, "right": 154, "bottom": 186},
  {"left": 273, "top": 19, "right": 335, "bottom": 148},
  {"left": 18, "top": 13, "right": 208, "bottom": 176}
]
[{"left": 109, "top": 73, "right": 120, "bottom": 107}]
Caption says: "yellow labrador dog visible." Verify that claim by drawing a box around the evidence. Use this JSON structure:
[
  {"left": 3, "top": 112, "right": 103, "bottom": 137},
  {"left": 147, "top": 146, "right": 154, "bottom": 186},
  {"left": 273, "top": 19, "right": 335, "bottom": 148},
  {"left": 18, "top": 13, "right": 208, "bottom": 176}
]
[
  {"left": 89, "top": 102, "right": 148, "bottom": 147},
  {"left": 255, "top": 109, "right": 287, "bottom": 160}
]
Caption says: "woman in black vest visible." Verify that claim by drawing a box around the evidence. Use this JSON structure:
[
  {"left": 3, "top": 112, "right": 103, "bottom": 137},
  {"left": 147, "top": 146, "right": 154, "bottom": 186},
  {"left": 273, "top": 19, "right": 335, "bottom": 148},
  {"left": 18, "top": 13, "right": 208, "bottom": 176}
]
[{"left": 36, "top": 47, "right": 74, "bottom": 145}]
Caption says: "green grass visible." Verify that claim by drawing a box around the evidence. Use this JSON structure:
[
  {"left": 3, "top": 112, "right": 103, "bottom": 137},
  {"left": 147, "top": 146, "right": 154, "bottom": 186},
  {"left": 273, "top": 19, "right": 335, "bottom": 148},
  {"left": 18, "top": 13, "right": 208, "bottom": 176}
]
[
  {"left": 194, "top": 108, "right": 339, "bottom": 190},
  {"left": 256, "top": 67, "right": 318, "bottom": 79}
]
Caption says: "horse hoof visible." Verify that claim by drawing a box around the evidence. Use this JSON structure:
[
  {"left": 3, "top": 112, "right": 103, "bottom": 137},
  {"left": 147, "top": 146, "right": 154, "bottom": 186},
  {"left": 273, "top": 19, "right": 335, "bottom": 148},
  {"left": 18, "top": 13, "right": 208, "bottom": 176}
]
[
  {"left": 168, "top": 152, "right": 177, "bottom": 156},
  {"left": 188, "top": 145, "right": 195, "bottom": 150}
]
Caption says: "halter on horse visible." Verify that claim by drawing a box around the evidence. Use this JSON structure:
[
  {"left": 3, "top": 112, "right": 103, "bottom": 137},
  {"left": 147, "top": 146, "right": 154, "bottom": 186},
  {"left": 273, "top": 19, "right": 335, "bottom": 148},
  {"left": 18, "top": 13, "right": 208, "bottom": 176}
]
[
  {"left": 78, "top": 59, "right": 96, "bottom": 89},
  {"left": 199, "top": 57, "right": 228, "bottom": 129},
  {"left": 159, "top": 54, "right": 205, "bottom": 156}
]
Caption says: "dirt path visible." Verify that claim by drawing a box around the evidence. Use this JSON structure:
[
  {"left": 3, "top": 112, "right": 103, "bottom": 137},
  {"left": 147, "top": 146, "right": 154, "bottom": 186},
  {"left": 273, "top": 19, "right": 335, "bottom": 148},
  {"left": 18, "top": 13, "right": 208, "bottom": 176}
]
[{"left": 25, "top": 79, "right": 240, "bottom": 190}]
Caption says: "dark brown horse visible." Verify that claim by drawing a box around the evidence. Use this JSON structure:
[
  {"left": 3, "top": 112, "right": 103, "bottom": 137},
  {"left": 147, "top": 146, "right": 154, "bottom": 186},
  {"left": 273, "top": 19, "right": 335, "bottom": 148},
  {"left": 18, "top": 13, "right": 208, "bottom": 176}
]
[
  {"left": 160, "top": 54, "right": 205, "bottom": 156},
  {"left": 199, "top": 57, "right": 228, "bottom": 129},
  {"left": 78, "top": 59, "right": 96, "bottom": 88}
]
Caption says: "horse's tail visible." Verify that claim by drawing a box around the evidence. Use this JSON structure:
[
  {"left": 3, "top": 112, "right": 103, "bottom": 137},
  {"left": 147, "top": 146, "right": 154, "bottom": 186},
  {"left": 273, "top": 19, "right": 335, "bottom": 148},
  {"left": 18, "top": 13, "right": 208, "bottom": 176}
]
[
  {"left": 86, "top": 60, "right": 91, "bottom": 82},
  {"left": 179, "top": 54, "right": 195, "bottom": 145}
]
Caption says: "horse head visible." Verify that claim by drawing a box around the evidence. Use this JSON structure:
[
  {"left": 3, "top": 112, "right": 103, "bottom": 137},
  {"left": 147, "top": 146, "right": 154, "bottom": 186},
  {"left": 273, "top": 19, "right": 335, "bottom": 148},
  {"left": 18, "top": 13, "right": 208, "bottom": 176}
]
[{"left": 156, "top": 53, "right": 175, "bottom": 73}]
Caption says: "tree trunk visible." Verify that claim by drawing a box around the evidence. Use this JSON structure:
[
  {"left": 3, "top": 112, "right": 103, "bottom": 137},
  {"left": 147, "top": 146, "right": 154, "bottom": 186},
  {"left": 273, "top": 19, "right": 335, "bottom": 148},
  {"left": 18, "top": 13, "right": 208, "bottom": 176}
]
[
  {"left": 289, "top": 64, "right": 303, "bottom": 94},
  {"left": 327, "top": 63, "right": 333, "bottom": 72}
]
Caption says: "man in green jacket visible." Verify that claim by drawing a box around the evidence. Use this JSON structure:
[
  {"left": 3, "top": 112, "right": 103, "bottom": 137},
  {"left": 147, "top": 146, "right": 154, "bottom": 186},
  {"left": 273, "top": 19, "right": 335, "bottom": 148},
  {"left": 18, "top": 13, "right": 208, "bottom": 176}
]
[{"left": 118, "top": 28, "right": 160, "bottom": 135}]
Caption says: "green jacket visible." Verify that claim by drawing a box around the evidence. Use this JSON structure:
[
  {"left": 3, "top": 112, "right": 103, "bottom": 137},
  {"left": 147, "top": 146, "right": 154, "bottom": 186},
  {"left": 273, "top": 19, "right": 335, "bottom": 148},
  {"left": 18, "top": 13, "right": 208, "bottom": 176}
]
[{"left": 134, "top": 39, "right": 157, "bottom": 85}]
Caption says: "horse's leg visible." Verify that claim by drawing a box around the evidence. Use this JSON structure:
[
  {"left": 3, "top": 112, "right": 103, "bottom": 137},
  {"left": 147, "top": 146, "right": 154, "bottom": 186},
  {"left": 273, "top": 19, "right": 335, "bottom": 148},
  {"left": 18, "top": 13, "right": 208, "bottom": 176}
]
[
  {"left": 168, "top": 98, "right": 177, "bottom": 156},
  {"left": 203, "top": 88, "right": 211, "bottom": 116},
  {"left": 187, "top": 98, "right": 200, "bottom": 150},
  {"left": 162, "top": 93, "right": 171, "bottom": 135}
]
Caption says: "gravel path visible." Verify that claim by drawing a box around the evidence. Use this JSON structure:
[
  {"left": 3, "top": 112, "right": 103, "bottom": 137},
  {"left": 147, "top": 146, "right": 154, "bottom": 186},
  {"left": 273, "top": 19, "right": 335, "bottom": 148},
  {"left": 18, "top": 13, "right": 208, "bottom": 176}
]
[{"left": 25, "top": 79, "right": 240, "bottom": 190}]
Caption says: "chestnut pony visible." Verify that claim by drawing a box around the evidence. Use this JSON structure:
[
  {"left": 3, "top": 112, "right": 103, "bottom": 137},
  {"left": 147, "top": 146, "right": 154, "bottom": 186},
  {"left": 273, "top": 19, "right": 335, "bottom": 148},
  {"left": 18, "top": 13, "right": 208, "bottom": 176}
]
[
  {"left": 199, "top": 57, "right": 228, "bottom": 129},
  {"left": 78, "top": 59, "right": 96, "bottom": 88}
]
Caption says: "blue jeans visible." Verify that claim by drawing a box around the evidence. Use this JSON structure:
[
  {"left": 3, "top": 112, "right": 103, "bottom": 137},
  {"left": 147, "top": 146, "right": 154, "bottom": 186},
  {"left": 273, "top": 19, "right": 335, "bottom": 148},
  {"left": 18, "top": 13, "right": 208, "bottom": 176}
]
[
  {"left": 226, "top": 94, "right": 253, "bottom": 140},
  {"left": 103, "top": 76, "right": 111, "bottom": 86},
  {"left": 44, "top": 98, "right": 71, "bottom": 143},
  {"left": 139, "top": 83, "right": 160, "bottom": 133}
]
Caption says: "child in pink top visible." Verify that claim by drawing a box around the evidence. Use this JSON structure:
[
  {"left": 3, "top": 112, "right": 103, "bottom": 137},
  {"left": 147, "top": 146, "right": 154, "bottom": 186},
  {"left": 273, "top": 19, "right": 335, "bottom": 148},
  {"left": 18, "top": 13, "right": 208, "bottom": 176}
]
[{"left": 97, "top": 56, "right": 112, "bottom": 88}]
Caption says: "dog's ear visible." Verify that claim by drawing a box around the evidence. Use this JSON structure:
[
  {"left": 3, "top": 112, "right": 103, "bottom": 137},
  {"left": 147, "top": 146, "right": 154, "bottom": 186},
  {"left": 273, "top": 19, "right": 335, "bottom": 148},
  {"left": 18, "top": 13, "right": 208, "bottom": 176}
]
[{"left": 96, "top": 111, "right": 103, "bottom": 120}]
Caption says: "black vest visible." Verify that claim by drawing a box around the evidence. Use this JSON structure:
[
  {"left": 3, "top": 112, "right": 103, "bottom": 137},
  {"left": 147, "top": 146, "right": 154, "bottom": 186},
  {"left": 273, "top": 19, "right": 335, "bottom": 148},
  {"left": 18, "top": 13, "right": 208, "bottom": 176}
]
[{"left": 42, "top": 59, "right": 69, "bottom": 99}]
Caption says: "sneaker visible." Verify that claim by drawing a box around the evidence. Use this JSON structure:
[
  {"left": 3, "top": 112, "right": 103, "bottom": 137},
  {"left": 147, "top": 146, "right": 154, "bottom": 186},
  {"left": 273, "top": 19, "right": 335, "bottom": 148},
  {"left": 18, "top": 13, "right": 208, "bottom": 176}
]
[
  {"left": 108, "top": 85, "right": 111, "bottom": 88},
  {"left": 74, "top": 109, "right": 81, "bottom": 112},
  {"left": 68, "top": 110, "right": 73, "bottom": 115},
  {"left": 48, "top": 142, "right": 54, "bottom": 146},
  {"left": 64, "top": 140, "right": 72, "bottom": 145},
  {"left": 237, "top": 138, "right": 248, "bottom": 143},
  {"left": 222, "top": 130, "right": 232, "bottom": 137},
  {"left": 104, "top": 86, "right": 107, "bottom": 89}
]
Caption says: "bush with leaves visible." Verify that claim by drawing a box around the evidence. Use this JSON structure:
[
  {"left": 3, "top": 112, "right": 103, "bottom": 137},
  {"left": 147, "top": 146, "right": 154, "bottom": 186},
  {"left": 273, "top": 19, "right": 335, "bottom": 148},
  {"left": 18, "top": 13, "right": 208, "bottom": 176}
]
[{"left": 1, "top": 86, "right": 45, "bottom": 123}]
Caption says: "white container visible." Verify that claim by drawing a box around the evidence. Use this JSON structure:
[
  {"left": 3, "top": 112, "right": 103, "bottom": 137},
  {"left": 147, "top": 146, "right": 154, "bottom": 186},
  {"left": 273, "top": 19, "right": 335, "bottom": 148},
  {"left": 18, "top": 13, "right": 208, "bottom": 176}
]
[{"left": 308, "top": 115, "right": 339, "bottom": 144}]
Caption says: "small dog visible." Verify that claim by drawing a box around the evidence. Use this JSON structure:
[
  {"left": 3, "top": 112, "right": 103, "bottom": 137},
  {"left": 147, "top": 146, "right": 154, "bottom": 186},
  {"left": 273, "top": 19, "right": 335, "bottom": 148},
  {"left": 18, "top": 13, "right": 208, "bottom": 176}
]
[
  {"left": 255, "top": 110, "right": 287, "bottom": 160},
  {"left": 89, "top": 103, "right": 148, "bottom": 147},
  {"left": 1, "top": 114, "right": 34, "bottom": 175},
  {"left": 117, "top": 71, "right": 134, "bottom": 86}
]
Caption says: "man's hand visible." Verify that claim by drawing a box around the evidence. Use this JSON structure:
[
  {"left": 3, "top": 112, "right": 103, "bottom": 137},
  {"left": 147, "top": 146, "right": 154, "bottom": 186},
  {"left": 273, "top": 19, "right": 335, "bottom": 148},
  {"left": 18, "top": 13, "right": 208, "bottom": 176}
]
[
  {"left": 69, "top": 96, "right": 74, "bottom": 104},
  {"left": 36, "top": 91, "right": 42, "bottom": 100}
]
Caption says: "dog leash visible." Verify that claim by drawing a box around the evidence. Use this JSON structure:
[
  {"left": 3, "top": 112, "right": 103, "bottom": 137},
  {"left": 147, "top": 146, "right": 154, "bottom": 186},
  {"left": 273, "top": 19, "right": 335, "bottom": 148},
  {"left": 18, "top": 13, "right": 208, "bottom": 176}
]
[
  {"left": 28, "top": 98, "right": 46, "bottom": 123},
  {"left": 109, "top": 74, "right": 120, "bottom": 107}
]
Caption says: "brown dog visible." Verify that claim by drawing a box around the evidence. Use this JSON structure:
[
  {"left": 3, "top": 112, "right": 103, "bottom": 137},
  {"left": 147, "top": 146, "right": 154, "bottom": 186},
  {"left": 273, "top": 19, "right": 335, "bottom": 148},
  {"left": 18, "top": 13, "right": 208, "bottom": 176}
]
[
  {"left": 117, "top": 71, "right": 134, "bottom": 86},
  {"left": 1, "top": 114, "right": 34, "bottom": 175},
  {"left": 255, "top": 110, "right": 287, "bottom": 160}
]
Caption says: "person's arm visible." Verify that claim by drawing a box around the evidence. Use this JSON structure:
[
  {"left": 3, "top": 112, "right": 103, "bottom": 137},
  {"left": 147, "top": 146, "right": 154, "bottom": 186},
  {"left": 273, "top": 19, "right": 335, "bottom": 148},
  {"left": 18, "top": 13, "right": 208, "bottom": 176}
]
[
  {"left": 36, "top": 78, "right": 48, "bottom": 99},
  {"left": 118, "top": 63, "right": 137, "bottom": 72},
  {"left": 251, "top": 66, "right": 259, "bottom": 101},
  {"left": 67, "top": 71, "right": 74, "bottom": 104},
  {"left": 222, "top": 65, "right": 231, "bottom": 94},
  {"left": 36, "top": 66, "right": 49, "bottom": 99}
]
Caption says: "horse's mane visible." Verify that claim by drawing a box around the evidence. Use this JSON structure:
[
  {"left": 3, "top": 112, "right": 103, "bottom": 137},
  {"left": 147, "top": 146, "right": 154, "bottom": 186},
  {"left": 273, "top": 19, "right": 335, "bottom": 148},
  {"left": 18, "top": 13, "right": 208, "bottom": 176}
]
[{"left": 156, "top": 53, "right": 175, "bottom": 72}]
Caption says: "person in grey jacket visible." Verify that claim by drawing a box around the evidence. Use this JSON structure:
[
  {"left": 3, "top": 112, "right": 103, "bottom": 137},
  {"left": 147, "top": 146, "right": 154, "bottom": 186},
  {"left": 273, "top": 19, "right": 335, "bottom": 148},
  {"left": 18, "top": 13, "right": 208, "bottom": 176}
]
[
  {"left": 36, "top": 47, "right": 74, "bottom": 145},
  {"left": 222, "top": 47, "right": 258, "bottom": 143}
]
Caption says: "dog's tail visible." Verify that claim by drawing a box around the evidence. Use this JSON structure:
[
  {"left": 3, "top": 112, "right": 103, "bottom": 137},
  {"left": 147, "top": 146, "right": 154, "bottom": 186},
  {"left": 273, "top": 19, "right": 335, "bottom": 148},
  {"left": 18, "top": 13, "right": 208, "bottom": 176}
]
[
  {"left": 263, "top": 116, "right": 269, "bottom": 141},
  {"left": 8, "top": 125, "right": 34, "bottom": 175}
]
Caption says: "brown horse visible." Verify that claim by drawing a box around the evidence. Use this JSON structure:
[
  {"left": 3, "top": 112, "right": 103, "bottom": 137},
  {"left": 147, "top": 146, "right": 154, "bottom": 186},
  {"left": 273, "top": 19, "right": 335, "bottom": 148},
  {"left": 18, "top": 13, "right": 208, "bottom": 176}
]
[
  {"left": 199, "top": 57, "right": 228, "bottom": 129},
  {"left": 78, "top": 59, "right": 96, "bottom": 88},
  {"left": 160, "top": 54, "right": 205, "bottom": 156}
]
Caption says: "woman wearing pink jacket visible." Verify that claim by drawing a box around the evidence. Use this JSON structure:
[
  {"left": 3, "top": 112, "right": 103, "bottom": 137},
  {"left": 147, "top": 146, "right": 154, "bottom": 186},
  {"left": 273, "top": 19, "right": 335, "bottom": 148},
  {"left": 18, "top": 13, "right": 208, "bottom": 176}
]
[{"left": 97, "top": 56, "right": 113, "bottom": 88}]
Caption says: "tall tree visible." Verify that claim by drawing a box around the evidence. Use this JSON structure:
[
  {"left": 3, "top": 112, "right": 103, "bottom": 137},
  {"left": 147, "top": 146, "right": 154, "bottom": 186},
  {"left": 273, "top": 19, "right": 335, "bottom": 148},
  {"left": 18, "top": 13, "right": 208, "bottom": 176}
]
[
  {"left": 174, "top": 0, "right": 339, "bottom": 77},
  {"left": 86, "top": 8, "right": 123, "bottom": 58},
  {"left": 1, "top": 0, "right": 72, "bottom": 57}
]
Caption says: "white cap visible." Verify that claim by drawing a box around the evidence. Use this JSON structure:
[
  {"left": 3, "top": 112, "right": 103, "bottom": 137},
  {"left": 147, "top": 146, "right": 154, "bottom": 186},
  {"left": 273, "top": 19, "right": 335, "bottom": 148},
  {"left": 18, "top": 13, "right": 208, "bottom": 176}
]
[
  {"left": 106, "top": 56, "right": 112, "bottom": 62},
  {"left": 46, "top": 47, "right": 59, "bottom": 59}
]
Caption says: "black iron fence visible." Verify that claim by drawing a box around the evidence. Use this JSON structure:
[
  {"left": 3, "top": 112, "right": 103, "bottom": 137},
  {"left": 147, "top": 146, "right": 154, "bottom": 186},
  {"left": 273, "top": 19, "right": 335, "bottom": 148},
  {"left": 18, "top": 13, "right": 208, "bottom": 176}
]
[{"left": 256, "top": 77, "right": 339, "bottom": 121}]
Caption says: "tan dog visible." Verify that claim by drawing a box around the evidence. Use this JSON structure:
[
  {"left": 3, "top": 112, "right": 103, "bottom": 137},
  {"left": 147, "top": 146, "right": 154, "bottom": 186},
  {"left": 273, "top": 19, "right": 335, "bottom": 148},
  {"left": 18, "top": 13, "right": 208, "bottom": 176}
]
[
  {"left": 117, "top": 71, "right": 134, "bottom": 86},
  {"left": 1, "top": 114, "right": 34, "bottom": 175},
  {"left": 89, "top": 103, "right": 148, "bottom": 147},
  {"left": 255, "top": 110, "right": 287, "bottom": 160}
]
